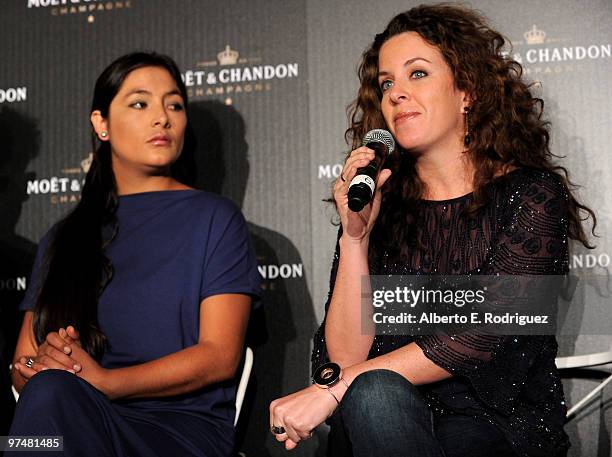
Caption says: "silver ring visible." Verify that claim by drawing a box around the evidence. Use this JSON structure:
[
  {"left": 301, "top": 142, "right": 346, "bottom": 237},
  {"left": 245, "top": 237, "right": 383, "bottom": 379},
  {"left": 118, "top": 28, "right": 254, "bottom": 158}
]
[
  {"left": 270, "top": 425, "right": 286, "bottom": 435},
  {"left": 25, "top": 357, "right": 34, "bottom": 369}
]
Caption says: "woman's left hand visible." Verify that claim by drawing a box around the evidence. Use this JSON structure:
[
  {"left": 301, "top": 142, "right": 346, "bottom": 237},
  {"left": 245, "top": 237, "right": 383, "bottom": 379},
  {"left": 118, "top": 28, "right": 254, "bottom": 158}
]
[
  {"left": 52, "top": 326, "right": 112, "bottom": 397},
  {"left": 67, "top": 342, "right": 111, "bottom": 396},
  {"left": 269, "top": 384, "right": 339, "bottom": 450}
]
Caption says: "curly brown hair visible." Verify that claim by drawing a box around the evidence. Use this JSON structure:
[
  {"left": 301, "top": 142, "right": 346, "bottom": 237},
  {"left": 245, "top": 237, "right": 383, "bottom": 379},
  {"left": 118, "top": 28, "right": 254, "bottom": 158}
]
[{"left": 345, "top": 3, "right": 596, "bottom": 261}]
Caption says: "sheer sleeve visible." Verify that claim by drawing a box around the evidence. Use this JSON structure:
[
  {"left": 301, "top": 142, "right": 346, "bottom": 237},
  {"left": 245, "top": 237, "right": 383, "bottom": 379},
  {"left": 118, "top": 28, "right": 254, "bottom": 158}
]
[{"left": 414, "top": 170, "right": 569, "bottom": 412}]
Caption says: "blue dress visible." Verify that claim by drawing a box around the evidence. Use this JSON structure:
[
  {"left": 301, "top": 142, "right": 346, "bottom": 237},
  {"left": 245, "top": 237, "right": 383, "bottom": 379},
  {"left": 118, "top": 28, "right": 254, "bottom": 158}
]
[{"left": 11, "top": 190, "right": 261, "bottom": 457}]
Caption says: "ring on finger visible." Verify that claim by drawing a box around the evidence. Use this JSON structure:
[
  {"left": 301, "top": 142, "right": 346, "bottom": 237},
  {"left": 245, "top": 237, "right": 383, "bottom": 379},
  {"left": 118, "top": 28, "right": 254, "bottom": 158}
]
[
  {"left": 25, "top": 357, "right": 34, "bottom": 369},
  {"left": 340, "top": 174, "right": 346, "bottom": 182},
  {"left": 270, "top": 425, "right": 286, "bottom": 435}
]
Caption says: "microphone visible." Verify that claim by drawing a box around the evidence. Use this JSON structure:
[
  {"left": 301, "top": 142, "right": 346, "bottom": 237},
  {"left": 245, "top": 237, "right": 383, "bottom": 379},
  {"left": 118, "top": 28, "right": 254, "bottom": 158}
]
[{"left": 347, "top": 129, "right": 395, "bottom": 212}]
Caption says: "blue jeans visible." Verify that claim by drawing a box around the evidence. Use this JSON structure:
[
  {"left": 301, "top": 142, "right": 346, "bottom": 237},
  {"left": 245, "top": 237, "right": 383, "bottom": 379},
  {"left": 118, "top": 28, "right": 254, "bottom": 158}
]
[{"left": 326, "top": 369, "right": 517, "bottom": 457}]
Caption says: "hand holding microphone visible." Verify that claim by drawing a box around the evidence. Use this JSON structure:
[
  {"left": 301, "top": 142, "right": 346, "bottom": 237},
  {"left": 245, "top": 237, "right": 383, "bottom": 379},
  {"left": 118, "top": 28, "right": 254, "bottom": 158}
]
[
  {"left": 335, "top": 129, "right": 395, "bottom": 242},
  {"left": 347, "top": 129, "right": 395, "bottom": 212}
]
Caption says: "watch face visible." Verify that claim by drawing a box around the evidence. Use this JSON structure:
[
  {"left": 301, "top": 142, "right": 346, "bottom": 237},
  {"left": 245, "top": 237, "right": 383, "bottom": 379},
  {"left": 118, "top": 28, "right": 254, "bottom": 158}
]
[{"left": 314, "top": 362, "right": 341, "bottom": 386}]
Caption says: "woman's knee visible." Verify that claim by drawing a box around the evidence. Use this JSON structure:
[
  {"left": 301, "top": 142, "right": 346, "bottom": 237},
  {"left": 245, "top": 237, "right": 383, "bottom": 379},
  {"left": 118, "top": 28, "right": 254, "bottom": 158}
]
[
  {"left": 337, "top": 370, "right": 437, "bottom": 443},
  {"left": 18, "top": 369, "right": 87, "bottom": 410},
  {"left": 343, "top": 369, "right": 420, "bottom": 407},
  {"left": 340, "top": 369, "right": 432, "bottom": 424}
]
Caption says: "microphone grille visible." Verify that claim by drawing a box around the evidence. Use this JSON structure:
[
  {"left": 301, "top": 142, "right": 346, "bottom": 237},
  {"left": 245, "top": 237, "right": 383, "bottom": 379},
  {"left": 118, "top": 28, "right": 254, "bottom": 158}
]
[{"left": 362, "top": 129, "right": 395, "bottom": 154}]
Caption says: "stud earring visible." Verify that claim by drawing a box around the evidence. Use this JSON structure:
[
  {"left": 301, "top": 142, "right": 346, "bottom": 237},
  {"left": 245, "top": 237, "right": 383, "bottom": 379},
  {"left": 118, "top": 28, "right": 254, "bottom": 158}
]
[
  {"left": 100, "top": 131, "right": 108, "bottom": 138},
  {"left": 463, "top": 108, "right": 471, "bottom": 147}
]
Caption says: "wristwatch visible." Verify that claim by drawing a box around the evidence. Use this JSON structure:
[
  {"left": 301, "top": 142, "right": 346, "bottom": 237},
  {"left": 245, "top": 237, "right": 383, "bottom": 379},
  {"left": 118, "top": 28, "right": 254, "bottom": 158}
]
[
  {"left": 313, "top": 362, "right": 342, "bottom": 388},
  {"left": 313, "top": 362, "right": 346, "bottom": 404}
]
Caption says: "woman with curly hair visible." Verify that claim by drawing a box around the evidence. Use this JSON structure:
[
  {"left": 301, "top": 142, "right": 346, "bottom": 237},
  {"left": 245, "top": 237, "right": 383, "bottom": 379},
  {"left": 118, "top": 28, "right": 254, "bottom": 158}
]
[{"left": 270, "top": 4, "right": 595, "bottom": 457}]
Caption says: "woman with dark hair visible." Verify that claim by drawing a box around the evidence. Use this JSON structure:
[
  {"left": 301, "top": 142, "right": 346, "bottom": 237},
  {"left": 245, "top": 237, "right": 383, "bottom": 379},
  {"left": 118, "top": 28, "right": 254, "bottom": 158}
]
[
  {"left": 270, "top": 4, "right": 595, "bottom": 457},
  {"left": 9, "top": 52, "right": 260, "bottom": 456}
]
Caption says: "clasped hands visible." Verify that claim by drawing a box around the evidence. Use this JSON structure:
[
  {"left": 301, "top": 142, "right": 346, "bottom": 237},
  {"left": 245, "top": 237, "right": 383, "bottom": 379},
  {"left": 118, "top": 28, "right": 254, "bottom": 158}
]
[
  {"left": 14, "top": 326, "right": 109, "bottom": 394},
  {"left": 14, "top": 325, "right": 344, "bottom": 450}
]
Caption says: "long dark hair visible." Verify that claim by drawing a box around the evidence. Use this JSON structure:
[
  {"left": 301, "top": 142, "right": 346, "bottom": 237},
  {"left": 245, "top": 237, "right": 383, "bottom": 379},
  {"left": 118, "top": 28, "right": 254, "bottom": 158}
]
[
  {"left": 33, "top": 52, "right": 189, "bottom": 358},
  {"left": 345, "top": 4, "right": 596, "bottom": 262}
]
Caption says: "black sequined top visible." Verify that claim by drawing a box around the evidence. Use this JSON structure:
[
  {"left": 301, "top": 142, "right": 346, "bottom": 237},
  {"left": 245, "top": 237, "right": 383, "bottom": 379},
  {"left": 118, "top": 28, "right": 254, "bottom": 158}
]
[{"left": 312, "top": 168, "right": 571, "bottom": 457}]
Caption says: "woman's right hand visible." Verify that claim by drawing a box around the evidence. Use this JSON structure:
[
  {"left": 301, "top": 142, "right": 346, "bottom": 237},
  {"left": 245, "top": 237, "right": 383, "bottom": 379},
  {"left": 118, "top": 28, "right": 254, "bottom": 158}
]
[
  {"left": 334, "top": 146, "right": 392, "bottom": 243},
  {"left": 14, "top": 328, "right": 82, "bottom": 381}
]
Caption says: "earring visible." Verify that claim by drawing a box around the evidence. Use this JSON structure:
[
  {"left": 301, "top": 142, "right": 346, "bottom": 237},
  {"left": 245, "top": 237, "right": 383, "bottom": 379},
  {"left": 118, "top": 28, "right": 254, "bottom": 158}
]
[
  {"left": 463, "top": 108, "right": 471, "bottom": 147},
  {"left": 100, "top": 131, "right": 108, "bottom": 138}
]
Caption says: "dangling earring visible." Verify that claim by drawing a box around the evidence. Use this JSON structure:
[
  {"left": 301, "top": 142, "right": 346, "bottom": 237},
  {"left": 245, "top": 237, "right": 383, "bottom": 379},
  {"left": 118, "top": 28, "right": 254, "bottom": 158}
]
[{"left": 463, "top": 108, "right": 471, "bottom": 147}]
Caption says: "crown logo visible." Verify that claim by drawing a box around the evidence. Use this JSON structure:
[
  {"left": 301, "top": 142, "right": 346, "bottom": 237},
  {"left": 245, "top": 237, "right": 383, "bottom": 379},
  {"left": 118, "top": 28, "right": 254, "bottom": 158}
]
[
  {"left": 217, "top": 45, "right": 239, "bottom": 65},
  {"left": 524, "top": 25, "right": 546, "bottom": 45},
  {"left": 81, "top": 153, "right": 93, "bottom": 173}
]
